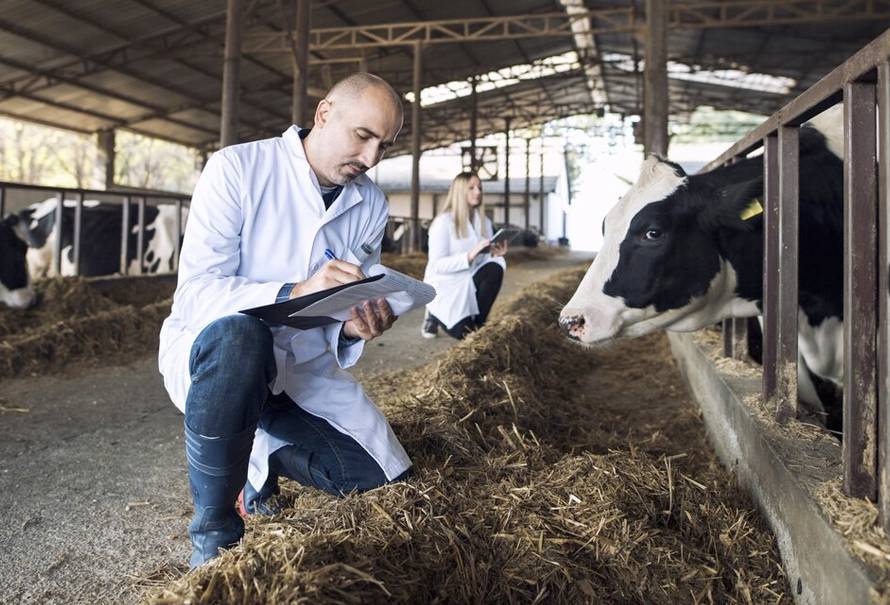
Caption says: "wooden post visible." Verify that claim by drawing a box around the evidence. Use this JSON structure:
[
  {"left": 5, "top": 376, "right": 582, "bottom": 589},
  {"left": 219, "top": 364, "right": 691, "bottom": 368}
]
[
  {"left": 878, "top": 59, "right": 890, "bottom": 528},
  {"left": 504, "top": 118, "right": 511, "bottom": 227},
  {"left": 291, "top": 0, "right": 310, "bottom": 126},
  {"left": 220, "top": 0, "right": 243, "bottom": 147},
  {"left": 643, "top": 0, "right": 668, "bottom": 156},
  {"left": 844, "top": 80, "right": 879, "bottom": 500},
  {"left": 410, "top": 42, "right": 422, "bottom": 252}
]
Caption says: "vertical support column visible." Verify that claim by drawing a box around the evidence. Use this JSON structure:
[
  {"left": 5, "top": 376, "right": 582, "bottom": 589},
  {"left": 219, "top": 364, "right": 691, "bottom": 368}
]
[
  {"left": 504, "top": 117, "right": 511, "bottom": 227},
  {"left": 469, "top": 76, "right": 478, "bottom": 171},
  {"left": 562, "top": 146, "right": 571, "bottom": 244},
  {"left": 52, "top": 190, "right": 64, "bottom": 276},
  {"left": 410, "top": 41, "right": 422, "bottom": 253},
  {"left": 174, "top": 199, "right": 184, "bottom": 272},
  {"left": 135, "top": 197, "right": 146, "bottom": 276},
  {"left": 763, "top": 133, "right": 780, "bottom": 400},
  {"left": 0, "top": 186, "right": 6, "bottom": 218},
  {"left": 97, "top": 129, "right": 115, "bottom": 189},
  {"left": 643, "top": 0, "right": 668, "bottom": 156},
  {"left": 291, "top": 0, "right": 310, "bottom": 126},
  {"left": 774, "top": 125, "right": 800, "bottom": 423},
  {"left": 844, "top": 80, "right": 879, "bottom": 500},
  {"left": 220, "top": 0, "right": 243, "bottom": 148},
  {"left": 539, "top": 141, "right": 545, "bottom": 236},
  {"left": 878, "top": 60, "right": 890, "bottom": 528},
  {"left": 524, "top": 138, "right": 531, "bottom": 232},
  {"left": 722, "top": 319, "right": 734, "bottom": 357}
]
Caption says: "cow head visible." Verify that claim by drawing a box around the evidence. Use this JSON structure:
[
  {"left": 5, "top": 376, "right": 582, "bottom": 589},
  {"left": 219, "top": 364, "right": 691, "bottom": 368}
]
[
  {"left": 0, "top": 215, "right": 36, "bottom": 309},
  {"left": 559, "top": 156, "right": 761, "bottom": 345}
]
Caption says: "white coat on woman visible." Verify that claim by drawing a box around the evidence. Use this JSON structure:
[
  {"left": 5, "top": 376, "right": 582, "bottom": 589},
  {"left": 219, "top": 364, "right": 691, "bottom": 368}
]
[
  {"left": 158, "top": 125, "right": 411, "bottom": 491},
  {"left": 423, "top": 210, "right": 506, "bottom": 329}
]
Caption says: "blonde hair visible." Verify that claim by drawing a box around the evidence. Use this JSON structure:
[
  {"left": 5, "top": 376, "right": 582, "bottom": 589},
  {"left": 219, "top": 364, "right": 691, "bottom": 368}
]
[{"left": 441, "top": 172, "right": 490, "bottom": 239}]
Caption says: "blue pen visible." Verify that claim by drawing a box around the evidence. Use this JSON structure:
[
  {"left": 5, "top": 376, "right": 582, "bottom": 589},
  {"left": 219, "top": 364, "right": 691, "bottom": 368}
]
[{"left": 323, "top": 248, "right": 337, "bottom": 261}]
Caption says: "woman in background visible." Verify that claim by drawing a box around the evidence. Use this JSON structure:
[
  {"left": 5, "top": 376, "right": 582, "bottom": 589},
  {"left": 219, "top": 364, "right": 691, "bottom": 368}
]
[{"left": 421, "top": 172, "right": 507, "bottom": 340}]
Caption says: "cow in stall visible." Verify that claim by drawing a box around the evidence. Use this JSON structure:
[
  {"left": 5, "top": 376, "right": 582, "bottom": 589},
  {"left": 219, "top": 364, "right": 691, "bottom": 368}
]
[
  {"left": 17, "top": 198, "right": 188, "bottom": 279},
  {"left": 559, "top": 108, "right": 845, "bottom": 432},
  {"left": 0, "top": 215, "right": 36, "bottom": 309}
]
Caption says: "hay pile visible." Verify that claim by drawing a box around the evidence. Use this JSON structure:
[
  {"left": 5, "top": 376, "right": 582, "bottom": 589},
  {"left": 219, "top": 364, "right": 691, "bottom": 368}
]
[
  {"left": 0, "top": 277, "right": 172, "bottom": 379},
  {"left": 146, "top": 268, "right": 790, "bottom": 604}
]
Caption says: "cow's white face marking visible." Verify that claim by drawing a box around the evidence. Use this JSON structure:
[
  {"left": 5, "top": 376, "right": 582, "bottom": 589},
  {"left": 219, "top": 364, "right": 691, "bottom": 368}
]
[
  {"left": 0, "top": 283, "right": 35, "bottom": 310},
  {"left": 797, "top": 312, "right": 843, "bottom": 385}
]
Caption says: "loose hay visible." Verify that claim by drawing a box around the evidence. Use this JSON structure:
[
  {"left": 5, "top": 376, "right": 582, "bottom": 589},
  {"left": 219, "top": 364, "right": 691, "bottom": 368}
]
[{"left": 145, "top": 267, "right": 790, "bottom": 605}]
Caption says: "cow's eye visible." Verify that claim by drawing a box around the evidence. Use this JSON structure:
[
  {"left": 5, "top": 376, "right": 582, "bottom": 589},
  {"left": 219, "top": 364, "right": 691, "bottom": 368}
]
[{"left": 643, "top": 228, "right": 663, "bottom": 241}]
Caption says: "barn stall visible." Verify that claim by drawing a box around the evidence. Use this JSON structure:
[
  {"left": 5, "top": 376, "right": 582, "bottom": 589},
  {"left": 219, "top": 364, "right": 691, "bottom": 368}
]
[{"left": 0, "top": 1, "right": 889, "bottom": 604}]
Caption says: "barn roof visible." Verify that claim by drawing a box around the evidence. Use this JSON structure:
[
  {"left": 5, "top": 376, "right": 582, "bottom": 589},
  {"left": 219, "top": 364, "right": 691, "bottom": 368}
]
[{"left": 0, "top": 0, "right": 888, "bottom": 154}]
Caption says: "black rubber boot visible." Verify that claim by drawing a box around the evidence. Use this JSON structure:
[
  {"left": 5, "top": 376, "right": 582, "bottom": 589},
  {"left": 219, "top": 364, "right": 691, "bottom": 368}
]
[{"left": 185, "top": 423, "right": 254, "bottom": 568}]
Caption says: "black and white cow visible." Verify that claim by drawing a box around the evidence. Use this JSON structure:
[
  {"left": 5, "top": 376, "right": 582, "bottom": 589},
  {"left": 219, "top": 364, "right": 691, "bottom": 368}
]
[
  {"left": 0, "top": 215, "right": 36, "bottom": 309},
  {"left": 559, "top": 108, "right": 845, "bottom": 430},
  {"left": 18, "top": 198, "right": 188, "bottom": 279}
]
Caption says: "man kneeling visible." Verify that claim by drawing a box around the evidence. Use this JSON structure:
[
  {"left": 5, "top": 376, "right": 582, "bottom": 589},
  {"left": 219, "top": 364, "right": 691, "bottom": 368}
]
[{"left": 158, "top": 73, "right": 411, "bottom": 568}]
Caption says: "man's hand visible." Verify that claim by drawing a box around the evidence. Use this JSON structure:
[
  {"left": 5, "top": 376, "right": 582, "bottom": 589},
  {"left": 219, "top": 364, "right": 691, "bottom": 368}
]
[
  {"left": 289, "top": 260, "right": 365, "bottom": 299},
  {"left": 342, "top": 297, "right": 397, "bottom": 341},
  {"left": 490, "top": 241, "right": 508, "bottom": 257},
  {"left": 467, "top": 239, "right": 491, "bottom": 263}
]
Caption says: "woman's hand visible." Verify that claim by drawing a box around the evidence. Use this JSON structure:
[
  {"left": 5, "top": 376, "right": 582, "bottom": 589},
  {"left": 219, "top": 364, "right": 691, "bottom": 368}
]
[
  {"left": 343, "top": 297, "right": 397, "bottom": 341},
  {"left": 467, "top": 239, "right": 491, "bottom": 263},
  {"left": 490, "top": 241, "right": 508, "bottom": 257}
]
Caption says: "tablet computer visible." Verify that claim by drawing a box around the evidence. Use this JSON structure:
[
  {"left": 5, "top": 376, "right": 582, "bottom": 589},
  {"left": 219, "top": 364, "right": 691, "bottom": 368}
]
[{"left": 490, "top": 227, "right": 521, "bottom": 245}]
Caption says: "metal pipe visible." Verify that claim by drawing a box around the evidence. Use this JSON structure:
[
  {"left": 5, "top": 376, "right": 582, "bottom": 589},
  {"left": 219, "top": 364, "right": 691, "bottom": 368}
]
[
  {"left": 878, "top": 59, "right": 890, "bottom": 529},
  {"left": 643, "top": 0, "right": 668, "bottom": 156},
  {"left": 220, "top": 0, "right": 243, "bottom": 147},
  {"left": 410, "top": 41, "right": 422, "bottom": 252},
  {"left": 73, "top": 192, "right": 83, "bottom": 276},
  {"left": 524, "top": 138, "right": 531, "bottom": 232},
  {"left": 504, "top": 118, "right": 511, "bottom": 227},
  {"left": 120, "top": 196, "right": 131, "bottom": 275},
  {"left": 136, "top": 197, "right": 146, "bottom": 276},
  {"left": 291, "top": 0, "right": 310, "bottom": 126},
  {"left": 539, "top": 142, "right": 545, "bottom": 236},
  {"left": 175, "top": 199, "right": 184, "bottom": 272},
  {"left": 53, "top": 191, "right": 64, "bottom": 276},
  {"left": 469, "top": 76, "right": 478, "bottom": 171}
]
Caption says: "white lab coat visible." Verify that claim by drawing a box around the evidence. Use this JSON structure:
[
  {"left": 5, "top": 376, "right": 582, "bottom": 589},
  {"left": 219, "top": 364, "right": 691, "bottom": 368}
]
[
  {"left": 423, "top": 211, "right": 506, "bottom": 329},
  {"left": 158, "top": 125, "right": 411, "bottom": 490}
]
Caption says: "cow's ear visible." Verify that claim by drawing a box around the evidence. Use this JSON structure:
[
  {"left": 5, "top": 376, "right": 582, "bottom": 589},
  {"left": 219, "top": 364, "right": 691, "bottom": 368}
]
[
  {"left": 698, "top": 178, "right": 763, "bottom": 232},
  {"left": 1, "top": 214, "right": 18, "bottom": 227}
]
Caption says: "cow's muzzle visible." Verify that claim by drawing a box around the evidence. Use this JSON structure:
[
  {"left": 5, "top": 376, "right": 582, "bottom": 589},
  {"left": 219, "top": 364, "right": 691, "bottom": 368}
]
[{"left": 558, "top": 312, "right": 585, "bottom": 341}]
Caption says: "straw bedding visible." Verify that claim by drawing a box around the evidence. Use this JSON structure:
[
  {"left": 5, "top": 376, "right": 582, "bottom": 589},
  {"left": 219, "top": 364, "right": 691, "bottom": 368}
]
[{"left": 144, "top": 267, "right": 790, "bottom": 604}]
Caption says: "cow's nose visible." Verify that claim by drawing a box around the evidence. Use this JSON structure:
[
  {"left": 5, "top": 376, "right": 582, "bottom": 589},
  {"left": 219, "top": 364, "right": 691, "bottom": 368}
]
[{"left": 558, "top": 313, "right": 585, "bottom": 340}]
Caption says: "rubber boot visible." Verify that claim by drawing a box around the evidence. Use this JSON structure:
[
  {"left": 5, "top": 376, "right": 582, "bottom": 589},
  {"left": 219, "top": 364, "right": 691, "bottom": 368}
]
[
  {"left": 238, "top": 474, "right": 281, "bottom": 517},
  {"left": 185, "top": 423, "right": 254, "bottom": 568}
]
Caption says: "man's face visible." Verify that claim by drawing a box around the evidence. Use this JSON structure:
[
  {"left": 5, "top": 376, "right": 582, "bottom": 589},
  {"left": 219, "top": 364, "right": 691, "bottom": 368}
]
[{"left": 311, "top": 86, "right": 403, "bottom": 186}]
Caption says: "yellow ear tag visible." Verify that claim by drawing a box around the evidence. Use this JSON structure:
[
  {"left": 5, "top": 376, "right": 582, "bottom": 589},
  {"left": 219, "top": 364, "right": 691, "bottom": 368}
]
[{"left": 740, "top": 198, "right": 763, "bottom": 221}]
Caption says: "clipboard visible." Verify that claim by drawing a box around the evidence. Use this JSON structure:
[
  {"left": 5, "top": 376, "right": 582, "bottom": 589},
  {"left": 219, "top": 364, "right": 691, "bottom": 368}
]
[
  {"left": 239, "top": 265, "right": 436, "bottom": 330},
  {"left": 489, "top": 227, "right": 520, "bottom": 245}
]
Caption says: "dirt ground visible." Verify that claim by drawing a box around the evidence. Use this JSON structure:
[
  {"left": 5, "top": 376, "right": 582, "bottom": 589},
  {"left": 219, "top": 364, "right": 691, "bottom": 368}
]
[{"left": 0, "top": 250, "right": 594, "bottom": 604}]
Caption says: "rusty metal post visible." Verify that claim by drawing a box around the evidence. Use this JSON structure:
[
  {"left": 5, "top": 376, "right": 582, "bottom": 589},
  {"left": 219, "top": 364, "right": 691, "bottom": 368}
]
[
  {"left": 643, "top": 0, "right": 668, "bottom": 156},
  {"left": 844, "top": 79, "right": 879, "bottom": 500},
  {"left": 763, "top": 133, "right": 780, "bottom": 400},
  {"left": 220, "top": 0, "right": 243, "bottom": 147},
  {"left": 774, "top": 125, "right": 800, "bottom": 423},
  {"left": 878, "top": 60, "right": 890, "bottom": 527},
  {"left": 504, "top": 117, "right": 511, "bottom": 227},
  {"left": 410, "top": 41, "right": 422, "bottom": 252},
  {"left": 291, "top": 0, "right": 310, "bottom": 126}
]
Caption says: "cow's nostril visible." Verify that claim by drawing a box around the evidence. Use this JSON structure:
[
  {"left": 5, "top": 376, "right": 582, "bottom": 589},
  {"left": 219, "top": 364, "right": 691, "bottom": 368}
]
[{"left": 558, "top": 313, "right": 585, "bottom": 338}]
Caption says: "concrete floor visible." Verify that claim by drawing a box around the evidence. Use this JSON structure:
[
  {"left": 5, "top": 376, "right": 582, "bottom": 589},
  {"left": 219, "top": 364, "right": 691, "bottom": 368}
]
[{"left": 0, "top": 251, "right": 592, "bottom": 605}]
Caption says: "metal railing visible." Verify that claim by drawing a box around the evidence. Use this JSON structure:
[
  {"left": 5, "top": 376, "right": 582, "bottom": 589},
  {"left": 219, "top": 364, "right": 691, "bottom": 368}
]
[
  {"left": 0, "top": 181, "right": 189, "bottom": 277},
  {"left": 703, "top": 27, "right": 890, "bottom": 527}
]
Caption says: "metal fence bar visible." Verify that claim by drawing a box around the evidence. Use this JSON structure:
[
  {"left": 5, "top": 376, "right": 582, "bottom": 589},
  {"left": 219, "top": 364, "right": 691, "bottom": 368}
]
[
  {"left": 52, "top": 190, "right": 64, "bottom": 277},
  {"left": 732, "top": 318, "right": 748, "bottom": 360},
  {"left": 774, "top": 125, "right": 800, "bottom": 423},
  {"left": 878, "top": 59, "right": 890, "bottom": 529},
  {"left": 120, "top": 196, "right": 131, "bottom": 275},
  {"left": 763, "top": 133, "right": 780, "bottom": 400},
  {"left": 843, "top": 78, "right": 879, "bottom": 500},
  {"left": 722, "top": 318, "right": 733, "bottom": 357},
  {"left": 73, "top": 192, "right": 83, "bottom": 276},
  {"left": 0, "top": 186, "right": 5, "bottom": 217},
  {"left": 136, "top": 197, "right": 146, "bottom": 276}
]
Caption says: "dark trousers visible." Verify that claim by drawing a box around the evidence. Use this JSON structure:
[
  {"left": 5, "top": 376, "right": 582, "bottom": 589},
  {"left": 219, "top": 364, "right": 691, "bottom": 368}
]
[{"left": 433, "top": 263, "right": 504, "bottom": 340}]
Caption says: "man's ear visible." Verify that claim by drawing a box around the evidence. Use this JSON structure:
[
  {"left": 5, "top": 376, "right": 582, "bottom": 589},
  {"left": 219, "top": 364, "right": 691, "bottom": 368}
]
[
  {"left": 698, "top": 178, "right": 763, "bottom": 232},
  {"left": 313, "top": 99, "right": 331, "bottom": 128}
]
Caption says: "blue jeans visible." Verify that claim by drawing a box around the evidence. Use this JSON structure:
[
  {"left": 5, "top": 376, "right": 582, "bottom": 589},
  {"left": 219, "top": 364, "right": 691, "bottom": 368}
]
[{"left": 185, "top": 314, "right": 402, "bottom": 497}]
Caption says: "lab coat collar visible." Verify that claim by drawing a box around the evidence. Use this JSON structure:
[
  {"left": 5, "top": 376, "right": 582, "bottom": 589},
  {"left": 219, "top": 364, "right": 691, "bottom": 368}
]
[{"left": 282, "top": 125, "right": 367, "bottom": 225}]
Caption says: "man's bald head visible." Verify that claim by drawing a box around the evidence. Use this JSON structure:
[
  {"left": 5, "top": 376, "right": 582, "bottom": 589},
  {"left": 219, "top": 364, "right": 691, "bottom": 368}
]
[
  {"left": 304, "top": 73, "right": 404, "bottom": 186},
  {"left": 326, "top": 73, "right": 404, "bottom": 119}
]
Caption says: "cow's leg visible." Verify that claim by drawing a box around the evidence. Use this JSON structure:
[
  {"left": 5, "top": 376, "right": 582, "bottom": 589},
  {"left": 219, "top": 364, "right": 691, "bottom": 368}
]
[{"left": 183, "top": 315, "right": 276, "bottom": 568}]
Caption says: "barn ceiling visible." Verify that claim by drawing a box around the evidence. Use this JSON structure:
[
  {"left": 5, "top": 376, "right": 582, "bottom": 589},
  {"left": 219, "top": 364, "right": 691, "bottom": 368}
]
[{"left": 0, "top": 0, "right": 888, "bottom": 155}]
